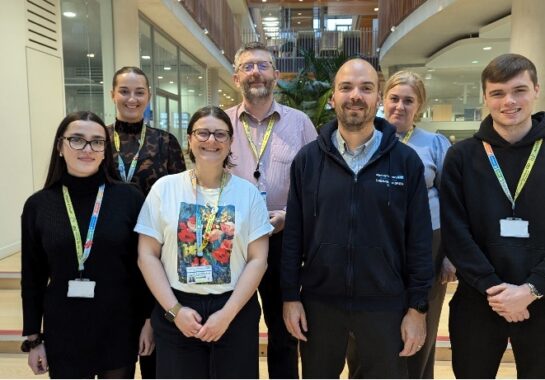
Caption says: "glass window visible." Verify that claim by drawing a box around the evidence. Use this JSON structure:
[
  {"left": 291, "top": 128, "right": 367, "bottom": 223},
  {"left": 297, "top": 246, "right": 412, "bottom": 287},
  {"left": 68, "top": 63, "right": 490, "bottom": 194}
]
[{"left": 61, "top": 0, "right": 113, "bottom": 120}]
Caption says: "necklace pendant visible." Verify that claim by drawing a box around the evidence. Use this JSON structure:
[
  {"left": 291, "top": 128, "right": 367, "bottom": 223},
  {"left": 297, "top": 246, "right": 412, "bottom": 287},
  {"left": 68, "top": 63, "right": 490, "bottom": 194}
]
[{"left": 253, "top": 170, "right": 261, "bottom": 180}]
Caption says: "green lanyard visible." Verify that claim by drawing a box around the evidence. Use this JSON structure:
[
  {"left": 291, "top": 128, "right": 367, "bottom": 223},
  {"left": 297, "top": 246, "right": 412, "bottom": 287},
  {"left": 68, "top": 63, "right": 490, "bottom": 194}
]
[
  {"left": 113, "top": 125, "right": 146, "bottom": 182},
  {"left": 400, "top": 127, "right": 415, "bottom": 144},
  {"left": 241, "top": 115, "right": 276, "bottom": 180},
  {"left": 482, "top": 139, "right": 542, "bottom": 212},
  {"left": 191, "top": 170, "right": 226, "bottom": 256}
]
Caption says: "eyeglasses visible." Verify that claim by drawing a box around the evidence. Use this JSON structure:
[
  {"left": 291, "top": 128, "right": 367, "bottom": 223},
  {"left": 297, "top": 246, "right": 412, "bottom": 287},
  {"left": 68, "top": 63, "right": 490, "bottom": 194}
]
[
  {"left": 238, "top": 61, "right": 273, "bottom": 73},
  {"left": 60, "top": 136, "right": 106, "bottom": 152},
  {"left": 192, "top": 129, "right": 231, "bottom": 143}
]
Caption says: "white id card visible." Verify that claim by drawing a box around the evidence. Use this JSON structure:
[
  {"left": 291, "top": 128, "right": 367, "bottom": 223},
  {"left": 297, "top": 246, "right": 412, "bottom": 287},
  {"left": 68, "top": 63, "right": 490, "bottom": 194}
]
[
  {"left": 186, "top": 265, "right": 213, "bottom": 284},
  {"left": 500, "top": 218, "right": 529, "bottom": 238},
  {"left": 67, "top": 279, "right": 96, "bottom": 298}
]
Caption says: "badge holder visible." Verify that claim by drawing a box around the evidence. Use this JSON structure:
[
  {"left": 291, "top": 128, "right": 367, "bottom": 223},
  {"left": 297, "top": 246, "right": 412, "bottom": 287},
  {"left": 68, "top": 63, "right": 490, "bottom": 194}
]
[
  {"left": 67, "top": 278, "right": 96, "bottom": 298},
  {"left": 500, "top": 217, "right": 529, "bottom": 238}
]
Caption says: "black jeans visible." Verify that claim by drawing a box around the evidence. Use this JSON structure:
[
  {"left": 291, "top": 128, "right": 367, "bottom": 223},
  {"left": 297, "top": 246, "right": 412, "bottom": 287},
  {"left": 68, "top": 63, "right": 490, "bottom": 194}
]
[
  {"left": 450, "top": 281, "right": 545, "bottom": 379},
  {"left": 49, "top": 364, "right": 135, "bottom": 379},
  {"left": 259, "top": 231, "right": 299, "bottom": 378},
  {"left": 301, "top": 299, "right": 408, "bottom": 379},
  {"left": 152, "top": 290, "right": 260, "bottom": 379}
]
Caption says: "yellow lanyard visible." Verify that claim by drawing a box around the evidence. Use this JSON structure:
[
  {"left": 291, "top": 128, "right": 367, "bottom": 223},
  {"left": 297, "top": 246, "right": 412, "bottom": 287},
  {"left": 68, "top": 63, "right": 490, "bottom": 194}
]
[
  {"left": 482, "top": 139, "right": 542, "bottom": 211},
  {"left": 113, "top": 125, "right": 147, "bottom": 182},
  {"left": 400, "top": 127, "right": 415, "bottom": 144},
  {"left": 191, "top": 170, "right": 226, "bottom": 255},
  {"left": 241, "top": 115, "right": 276, "bottom": 162}
]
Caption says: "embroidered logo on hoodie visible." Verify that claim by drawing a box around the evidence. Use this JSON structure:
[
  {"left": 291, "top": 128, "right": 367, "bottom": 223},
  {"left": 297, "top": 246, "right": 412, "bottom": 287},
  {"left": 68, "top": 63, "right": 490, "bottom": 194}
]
[{"left": 376, "top": 173, "right": 405, "bottom": 186}]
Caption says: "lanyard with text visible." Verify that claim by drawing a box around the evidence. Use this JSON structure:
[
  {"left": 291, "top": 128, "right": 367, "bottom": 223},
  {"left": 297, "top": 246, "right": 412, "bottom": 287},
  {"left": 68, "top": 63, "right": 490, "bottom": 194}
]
[
  {"left": 113, "top": 125, "right": 147, "bottom": 182},
  {"left": 62, "top": 184, "right": 106, "bottom": 273},
  {"left": 191, "top": 170, "right": 226, "bottom": 257},
  {"left": 482, "top": 139, "right": 542, "bottom": 214},
  {"left": 400, "top": 127, "right": 415, "bottom": 144},
  {"left": 241, "top": 115, "right": 276, "bottom": 180}
]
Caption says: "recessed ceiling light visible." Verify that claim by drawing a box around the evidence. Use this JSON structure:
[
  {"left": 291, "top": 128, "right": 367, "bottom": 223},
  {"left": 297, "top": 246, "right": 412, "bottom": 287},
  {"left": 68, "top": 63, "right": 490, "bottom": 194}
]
[
  {"left": 169, "top": 81, "right": 174, "bottom": 84},
  {"left": 471, "top": 60, "right": 479, "bottom": 64},
  {"left": 198, "top": 76, "right": 203, "bottom": 79},
  {"left": 188, "top": 89, "right": 195, "bottom": 93},
  {"left": 434, "top": 98, "right": 439, "bottom": 102},
  {"left": 218, "top": 89, "right": 223, "bottom": 93},
  {"left": 297, "top": 21, "right": 301, "bottom": 24},
  {"left": 141, "top": 55, "right": 151, "bottom": 60},
  {"left": 483, "top": 46, "right": 492, "bottom": 51},
  {"left": 86, "top": 53, "right": 95, "bottom": 58},
  {"left": 297, "top": 12, "right": 302, "bottom": 15},
  {"left": 164, "top": 66, "right": 171, "bottom": 70},
  {"left": 374, "top": 7, "right": 379, "bottom": 11},
  {"left": 157, "top": 76, "right": 163, "bottom": 79},
  {"left": 63, "top": 11, "right": 76, "bottom": 18}
]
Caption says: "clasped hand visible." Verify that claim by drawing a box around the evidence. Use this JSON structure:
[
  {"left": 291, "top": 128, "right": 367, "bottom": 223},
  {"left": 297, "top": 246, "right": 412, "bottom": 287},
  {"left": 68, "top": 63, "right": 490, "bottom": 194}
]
[{"left": 486, "top": 283, "right": 534, "bottom": 323}]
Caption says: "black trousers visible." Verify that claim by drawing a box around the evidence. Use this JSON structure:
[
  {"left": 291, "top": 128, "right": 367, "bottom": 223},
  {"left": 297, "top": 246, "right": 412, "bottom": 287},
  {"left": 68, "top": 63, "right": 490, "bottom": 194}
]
[
  {"left": 259, "top": 231, "right": 299, "bottom": 378},
  {"left": 138, "top": 350, "right": 156, "bottom": 379},
  {"left": 152, "top": 290, "right": 260, "bottom": 379},
  {"left": 301, "top": 299, "right": 408, "bottom": 379},
  {"left": 49, "top": 363, "right": 135, "bottom": 379},
  {"left": 347, "top": 229, "right": 444, "bottom": 379},
  {"left": 450, "top": 281, "right": 545, "bottom": 379}
]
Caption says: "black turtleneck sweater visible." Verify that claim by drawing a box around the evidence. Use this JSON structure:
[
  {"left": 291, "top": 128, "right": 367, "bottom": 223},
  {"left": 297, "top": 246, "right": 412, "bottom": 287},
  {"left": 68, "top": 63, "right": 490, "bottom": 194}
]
[
  {"left": 107, "top": 119, "right": 186, "bottom": 195},
  {"left": 21, "top": 171, "right": 145, "bottom": 371},
  {"left": 441, "top": 112, "right": 545, "bottom": 296}
]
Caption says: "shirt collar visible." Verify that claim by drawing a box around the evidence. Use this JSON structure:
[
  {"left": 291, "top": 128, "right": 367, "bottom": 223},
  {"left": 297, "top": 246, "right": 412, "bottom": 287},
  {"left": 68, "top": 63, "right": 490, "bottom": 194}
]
[
  {"left": 335, "top": 128, "right": 378, "bottom": 156},
  {"left": 236, "top": 100, "right": 281, "bottom": 123}
]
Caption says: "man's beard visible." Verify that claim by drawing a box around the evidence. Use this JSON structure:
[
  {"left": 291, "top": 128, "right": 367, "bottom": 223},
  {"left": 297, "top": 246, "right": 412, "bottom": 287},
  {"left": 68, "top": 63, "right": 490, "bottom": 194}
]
[
  {"left": 336, "top": 101, "right": 377, "bottom": 131},
  {"left": 241, "top": 76, "right": 275, "bottom": 101}
]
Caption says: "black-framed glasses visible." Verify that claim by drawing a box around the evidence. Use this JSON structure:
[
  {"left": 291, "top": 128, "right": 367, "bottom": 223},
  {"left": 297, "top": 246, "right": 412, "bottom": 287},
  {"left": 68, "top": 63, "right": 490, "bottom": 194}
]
[
  {"left": 60, "top": 136, "right": 106, "bottom": 152},
  {"left": 192, "top": 129, "right": 231, "bottom": 143},
  {"left": 238, "top": 61, "right": 273, "bottom": 73}
]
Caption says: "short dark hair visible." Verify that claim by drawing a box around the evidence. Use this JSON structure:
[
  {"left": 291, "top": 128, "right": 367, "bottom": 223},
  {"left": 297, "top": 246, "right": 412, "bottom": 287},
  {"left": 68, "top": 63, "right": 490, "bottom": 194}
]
[
  {"left": 186, "top": 106, "right": 235, "bottom": 169},
  {"left": 43, "top": 111, "right": 119, "bottom": 189},
  {"left": 112, "top": 66, "right": 150, "bottom": 89},
  {"left": 481, "top": 53, "right": 538, "bottom": 92}
]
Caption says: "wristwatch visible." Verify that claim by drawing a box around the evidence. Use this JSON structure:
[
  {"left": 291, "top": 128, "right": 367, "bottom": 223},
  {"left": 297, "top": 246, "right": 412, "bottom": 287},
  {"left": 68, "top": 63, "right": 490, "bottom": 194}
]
[
  {"left": 413, "top": 301, "right": 429, "bottom": 314},
  {"left": 21, "top": 334, "right": 44, "bottom": 352},
  {"left": 527, "top": 283, "right": 543, "bottom": 300},
  {"left": 164, "top": 302, "right": 182, "bottom": 322}
]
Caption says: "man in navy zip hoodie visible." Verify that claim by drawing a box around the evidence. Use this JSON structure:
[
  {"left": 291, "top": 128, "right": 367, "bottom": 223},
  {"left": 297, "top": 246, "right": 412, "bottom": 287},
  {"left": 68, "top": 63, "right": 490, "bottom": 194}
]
[
  {"left": 281, "top": 58, "right": 433, "bottom": 378},
  {"left": 441, "top": 54, "right": 545, "bottom": 378}
]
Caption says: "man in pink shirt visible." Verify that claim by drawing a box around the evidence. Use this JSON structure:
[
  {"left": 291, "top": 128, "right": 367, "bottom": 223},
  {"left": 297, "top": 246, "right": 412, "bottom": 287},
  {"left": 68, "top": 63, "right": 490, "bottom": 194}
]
[{"left": 225, "top": 42, "right": 317, "bottom": 378}]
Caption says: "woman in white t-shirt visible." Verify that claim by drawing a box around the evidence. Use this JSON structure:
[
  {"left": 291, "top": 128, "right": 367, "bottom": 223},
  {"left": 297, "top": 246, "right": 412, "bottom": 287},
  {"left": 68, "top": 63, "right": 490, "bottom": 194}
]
[{"left": 136, "top": 106, "right": 273, "bottom": 378}]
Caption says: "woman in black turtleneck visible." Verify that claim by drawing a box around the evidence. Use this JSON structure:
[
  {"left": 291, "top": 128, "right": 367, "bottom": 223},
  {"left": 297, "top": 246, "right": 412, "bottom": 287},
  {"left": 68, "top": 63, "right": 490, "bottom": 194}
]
[
  {"left": 21, "top": 111, "right": 146, "bottom": 378},
  {"left": 108, "top": 66, "right": 185, "bottom": 378},
  {"left": 108, "top": 66, "right": 186, "bottom": 195}
]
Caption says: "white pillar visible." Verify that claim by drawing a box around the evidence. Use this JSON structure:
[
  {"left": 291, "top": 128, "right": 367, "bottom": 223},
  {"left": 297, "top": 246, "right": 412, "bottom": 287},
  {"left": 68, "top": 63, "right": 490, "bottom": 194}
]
[{"left": 510, "top": 0, "right": 545, "bottom": 111}]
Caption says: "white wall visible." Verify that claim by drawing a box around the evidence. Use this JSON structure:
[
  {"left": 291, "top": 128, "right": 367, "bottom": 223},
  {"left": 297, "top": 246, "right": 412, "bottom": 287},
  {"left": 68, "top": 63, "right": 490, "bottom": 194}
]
[{"left": 0, "top": 1, "right": 65, "bottom": 259}]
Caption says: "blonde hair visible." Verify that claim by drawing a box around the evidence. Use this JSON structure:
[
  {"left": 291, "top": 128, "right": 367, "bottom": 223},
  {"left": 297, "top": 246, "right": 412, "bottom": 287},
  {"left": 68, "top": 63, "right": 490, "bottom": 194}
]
[{"left": 384, "top": 71, "right": 427, "bottom": 121}]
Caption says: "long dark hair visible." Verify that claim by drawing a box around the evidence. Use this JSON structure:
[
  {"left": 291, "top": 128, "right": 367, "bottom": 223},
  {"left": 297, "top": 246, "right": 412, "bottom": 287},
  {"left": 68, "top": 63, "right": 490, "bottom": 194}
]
[
  {"left": 187, "top": 106, "right": 235, "bottom": 169},
  {"left": 43, "top": 111, "right": 120, "bottom": 189}
]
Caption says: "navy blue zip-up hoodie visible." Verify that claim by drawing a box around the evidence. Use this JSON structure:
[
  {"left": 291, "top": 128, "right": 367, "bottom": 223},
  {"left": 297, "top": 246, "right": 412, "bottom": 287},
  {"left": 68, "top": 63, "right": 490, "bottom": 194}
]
[{"left": 281, "top": 118, "right": 433, "bottom": 311}]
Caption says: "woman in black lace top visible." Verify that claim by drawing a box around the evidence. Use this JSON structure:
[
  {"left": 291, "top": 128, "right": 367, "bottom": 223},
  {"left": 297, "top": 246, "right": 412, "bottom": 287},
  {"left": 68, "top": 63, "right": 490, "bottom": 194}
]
[{"left": 108, "top": 66, "right": 186, "bottom": 196}]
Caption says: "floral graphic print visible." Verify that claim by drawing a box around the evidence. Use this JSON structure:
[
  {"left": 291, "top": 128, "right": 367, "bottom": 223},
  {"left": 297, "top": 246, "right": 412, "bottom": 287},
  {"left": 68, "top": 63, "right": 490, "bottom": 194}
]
[{"left": 177, "top": 202, "right": 235, "bottom": 284}]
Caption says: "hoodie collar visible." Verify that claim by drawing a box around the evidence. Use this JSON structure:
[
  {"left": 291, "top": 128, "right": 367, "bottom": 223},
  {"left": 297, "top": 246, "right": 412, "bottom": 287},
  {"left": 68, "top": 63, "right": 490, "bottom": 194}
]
[
  {"left": 474, "top": 112, "right": 545, "bottom": 147},
  {"left": 318, "top": 116, "right": 398, "bottom": 155}
]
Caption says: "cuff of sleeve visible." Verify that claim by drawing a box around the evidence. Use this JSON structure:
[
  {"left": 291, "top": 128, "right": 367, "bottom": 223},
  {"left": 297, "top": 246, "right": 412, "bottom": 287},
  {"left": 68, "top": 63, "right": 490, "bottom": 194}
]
[
  {"left": 281, "top": 287, "right": 301, "bottom": 302},
  {"left": 526, "top": 274, "right": 545, "bottom": 296},
  {"left": 475, "top": 273, "right": 503, "bottom": 295}
]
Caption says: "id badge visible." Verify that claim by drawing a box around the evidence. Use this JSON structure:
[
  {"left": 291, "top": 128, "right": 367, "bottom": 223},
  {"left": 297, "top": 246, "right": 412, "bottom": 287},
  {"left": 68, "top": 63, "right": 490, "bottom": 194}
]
[
  {"left": 500, "top": 218, "right": 529, "bottom": 238},
  {"left": 186, "top": 265, "right": 213, "bottom": 284},
  {"left": 67, "top": 279, "right": 96, "bottom": 298}
]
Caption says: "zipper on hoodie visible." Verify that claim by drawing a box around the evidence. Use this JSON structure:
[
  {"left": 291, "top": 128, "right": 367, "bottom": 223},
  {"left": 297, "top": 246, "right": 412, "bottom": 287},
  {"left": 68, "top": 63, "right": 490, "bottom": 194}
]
[{"left": 346, "top": 176, "right": 357, "bottom": 297}]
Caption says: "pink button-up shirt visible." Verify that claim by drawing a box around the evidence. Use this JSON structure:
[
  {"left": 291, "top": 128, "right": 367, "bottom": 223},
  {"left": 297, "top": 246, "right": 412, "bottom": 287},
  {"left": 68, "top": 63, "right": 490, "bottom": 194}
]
[{"left": 226, "top": 101, "right": 317, "bottom": 211}]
